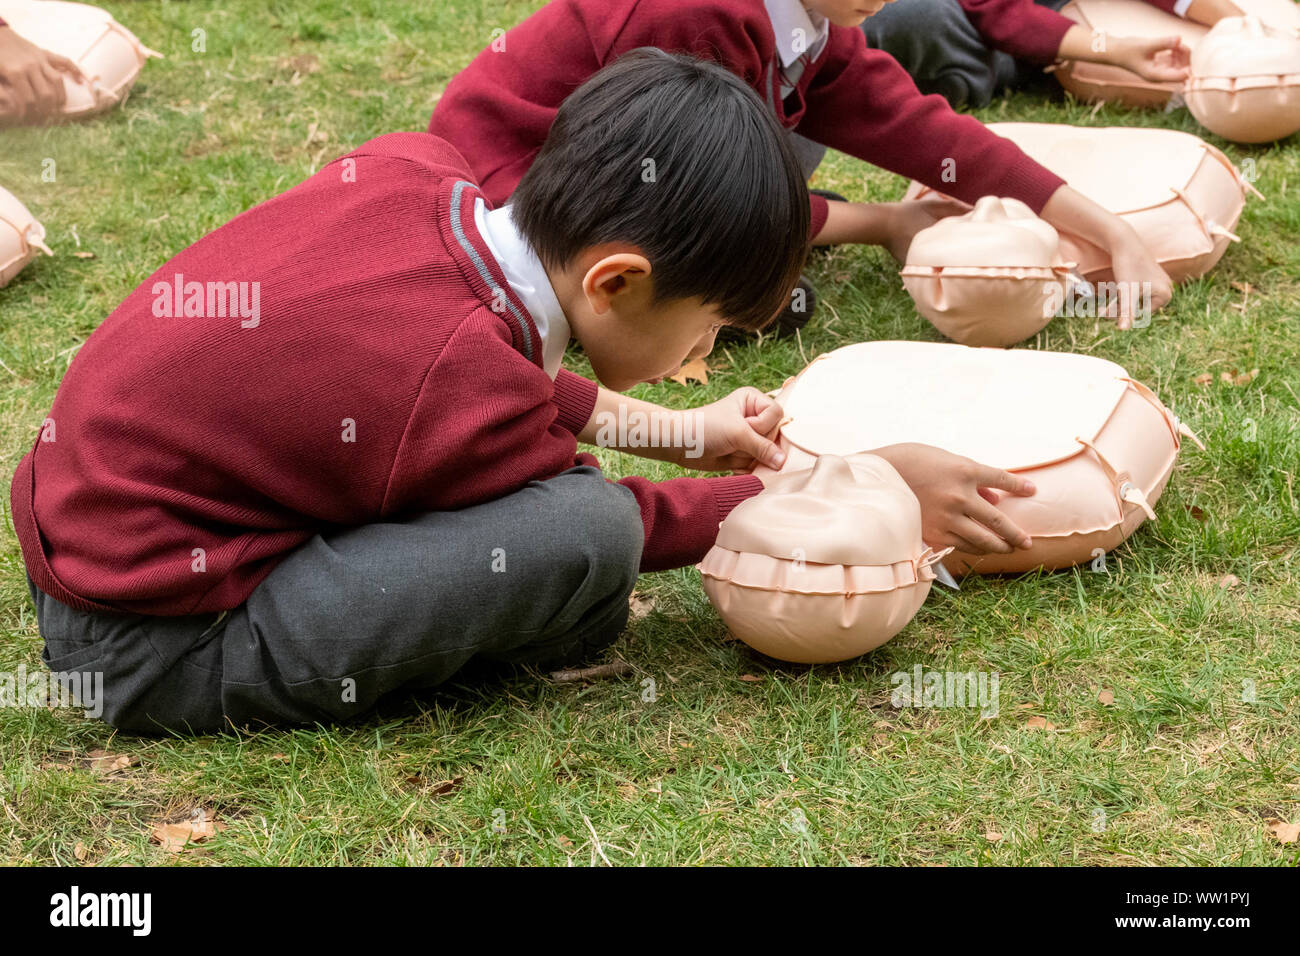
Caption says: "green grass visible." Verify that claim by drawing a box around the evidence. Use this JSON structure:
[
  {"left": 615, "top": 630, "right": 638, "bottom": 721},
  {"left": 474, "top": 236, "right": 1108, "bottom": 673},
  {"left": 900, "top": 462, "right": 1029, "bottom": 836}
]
[{"left": 1, "top": 0, "right": 1297, "bottom": 866}]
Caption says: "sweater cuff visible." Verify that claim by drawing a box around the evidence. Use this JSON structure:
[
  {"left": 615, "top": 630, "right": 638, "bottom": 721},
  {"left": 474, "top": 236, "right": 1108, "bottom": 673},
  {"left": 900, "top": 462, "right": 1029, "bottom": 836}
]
[
  {"left": 552, "top": 369, "right": 598, "bottom": 435},
  {"left": 1019, "top": 9, "right": 1077, "bottom": 64},
  {"left": 992, "top": 154, "right": 1068, "bottom": 215},
  {"left": 809, "top": 192, "right": 830, "bottom": 241},
  {"left": 712, "top": 473, "right": 765, "bottom": 526}
]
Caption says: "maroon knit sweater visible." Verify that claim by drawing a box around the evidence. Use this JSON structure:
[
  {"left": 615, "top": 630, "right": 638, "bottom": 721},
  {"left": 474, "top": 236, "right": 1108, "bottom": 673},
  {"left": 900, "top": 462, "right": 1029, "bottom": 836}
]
[
  {"left": 11, "top": 133, "right": 762, "bottom": 616},
  {"left": 428, "top": 0, "right": 1069, "bottom": 239}
]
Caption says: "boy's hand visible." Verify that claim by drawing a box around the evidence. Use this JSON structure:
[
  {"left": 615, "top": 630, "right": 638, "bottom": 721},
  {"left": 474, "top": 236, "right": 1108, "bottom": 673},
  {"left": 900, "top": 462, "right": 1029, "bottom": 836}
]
[
  {"left": 1105, "top": 230, "right": 1173, "bottom": 330},
  {"left": 872, "top": 443, "right": 1036, "bottom": 555},
  {"left": 680, "top": 387, "right": 786, "bottom": 473},
  {"left": 0, "top": 27, "right": 84, "bottom": 120},
  {"left": 1109, "top": 36, "right": 1191, "bottom": 83},
  {"left": 883, "top": 198, "right": 969, "bottom": 263}
]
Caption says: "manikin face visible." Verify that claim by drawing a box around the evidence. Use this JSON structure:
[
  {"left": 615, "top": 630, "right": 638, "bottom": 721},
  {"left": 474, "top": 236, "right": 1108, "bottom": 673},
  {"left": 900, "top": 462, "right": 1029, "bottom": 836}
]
[{"left": 805, "top": 0, "right": 897, "bottom": 28}]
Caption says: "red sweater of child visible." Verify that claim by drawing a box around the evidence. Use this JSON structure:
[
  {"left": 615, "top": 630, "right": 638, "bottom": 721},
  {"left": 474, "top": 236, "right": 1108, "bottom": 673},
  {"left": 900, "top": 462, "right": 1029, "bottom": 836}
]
[
  {"left": 429, "top": 0, "right": 1069, "bottom": 239},
  {"left": 957, "top": 0, "right": 1180, "bottom": 62},
  {"left": 11, "top": 133, "right": 763, "bottom": 617}
]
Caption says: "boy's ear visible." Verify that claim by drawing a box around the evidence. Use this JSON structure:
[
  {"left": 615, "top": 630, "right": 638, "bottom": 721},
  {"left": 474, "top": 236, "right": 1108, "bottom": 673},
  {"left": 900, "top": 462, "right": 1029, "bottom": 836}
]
[{"left": 582, "top": 252, "right": 653, "bottom": 315}]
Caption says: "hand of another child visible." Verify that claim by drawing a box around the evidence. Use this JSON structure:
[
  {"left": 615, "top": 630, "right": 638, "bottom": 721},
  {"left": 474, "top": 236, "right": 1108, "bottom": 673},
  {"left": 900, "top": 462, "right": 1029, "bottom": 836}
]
[
  {"left": 680, "top": 387, "right": 786, "bottom": 474},
  {"left": 1105, "top": 233, "right": 1173, "bottom": 330},
  {"left": 1114, "top": 36, "right": 1191, "bottom": 83},
  {"left": 884, "top": 198, "right": 969, "bottom": 263},
  {"left": 872, "top": 443, "right": 1036, "bottom": 555},
  {"left": 0, "top": 27, "right": 84, "bottom": 120}
]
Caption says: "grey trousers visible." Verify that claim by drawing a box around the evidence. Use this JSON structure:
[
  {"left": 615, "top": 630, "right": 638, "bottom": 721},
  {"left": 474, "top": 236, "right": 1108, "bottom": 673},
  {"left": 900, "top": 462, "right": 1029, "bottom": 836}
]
[
  {"left": 862, "top": 0, "right": 1072, "bottom": 109},
  {"left": 30, "top": 466, "right": 644, "bottom": 734}
]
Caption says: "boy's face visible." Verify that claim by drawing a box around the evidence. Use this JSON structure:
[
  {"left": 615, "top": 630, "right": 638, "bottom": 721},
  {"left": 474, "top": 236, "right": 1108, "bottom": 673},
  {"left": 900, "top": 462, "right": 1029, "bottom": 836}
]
[
  {"left": 806, "top": 0, "right": 896, "bottom": 27},
  {"left": 550, "top": 246, "right": 732, "bottom": 392},
  {"left": 580, "top": 293, "right": 727, "bottom": 393}
]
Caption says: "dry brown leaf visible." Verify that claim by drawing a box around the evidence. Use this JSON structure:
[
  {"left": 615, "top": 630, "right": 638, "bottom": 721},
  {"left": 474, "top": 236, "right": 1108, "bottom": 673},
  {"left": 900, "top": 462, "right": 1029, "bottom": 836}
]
[
  {"left": 738, "top": 673, "right": 763, "bottom": 683},
  {"left": 1187, "top": 505, "right": 1207, "bottom": 523},
  {"left": 150, "top": 812, "right": 226, "bottom": 854},
  {"left": 1219, "top": 574, "right": 1242, "bottom": 589},
  {"left": 1231, "top": 281, "right": 1253, "bottom": 295},
  {"left": 1265, "top": 818, "right": 1299, "bottom": 844},
  {"left": 1219, "top": 371, "right": 1234, "bottom": 384},
  {"left": 73, "top": 842, "right": 88, "bottom": 861},
  {"left": 1024, "top": 716, "right": 1057, "bottom": 731},
  {"left": 669, "top": 357, "right": 710, "bottom": 386},
  {"left": 282, "top": 54, "right": 321, "bottom": 75},
  {"left": 1097, "top": 689, "right": 1115, "bottom": 706},
  {"left": 428, "top": 776, "right": 464, "bottom": 797},
  {"left": 1192, "top": 373, "right": 1213, "bottom": 386},
  {"left": 1233, "top": 369, "right": 1260, "bottom": 386},
  {"left": 557, "top": 835, "right": 574, "bottom": 848},
  {"left": 984, "top": 830, "right": 1003, "bottom": 842},
  {"left": 84, "top": 750, "right": 139, "bottom": 774},
  {"left": 628, "top": 591, "right": 656, "bottom": 621}
]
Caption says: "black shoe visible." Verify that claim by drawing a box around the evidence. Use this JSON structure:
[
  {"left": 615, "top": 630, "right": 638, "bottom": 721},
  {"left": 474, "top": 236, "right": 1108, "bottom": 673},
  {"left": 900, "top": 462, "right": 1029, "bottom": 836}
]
[
  {"left": 717, "top": 274, "right": 818, "bottom": 343},
  {"left": 810, "top": 188, "right": 848, "bottom": 204}
]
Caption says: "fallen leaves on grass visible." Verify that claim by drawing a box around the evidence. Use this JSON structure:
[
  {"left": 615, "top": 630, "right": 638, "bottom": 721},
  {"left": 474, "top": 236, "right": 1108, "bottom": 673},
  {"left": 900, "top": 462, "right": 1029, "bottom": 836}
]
[
  {"left": 1265, "top": 818, "right": 1299, "bottom": 844},
  {"left": 82, "top": 750, "right": 139, "bottom": 775},
  {"left": 404, "top": 775, "right": 464, "bottom": 797},
  {"left": 150, "top": 809, "right": 226, "bottom": 854},
  {"left": 628, "top": 591, "right": 656, "bottom": 621},
  {"left": 669, "top": 357, "right": 710, "bottom": 385},
  {"left": 1192, "top": 369, "right": 1259, "bottom": 387},
  {"left": 738, "top": 673, "right": 763, "bottom": 683},
  {"left": 1097, "top": 689, "right": 1115, "bottom": 706},
  {"left": 1024, "top": 716, "right": 1058, "bottom": 731},
  {"left": 1219, "top": 574, "right": 1242, "bottom": 589}
]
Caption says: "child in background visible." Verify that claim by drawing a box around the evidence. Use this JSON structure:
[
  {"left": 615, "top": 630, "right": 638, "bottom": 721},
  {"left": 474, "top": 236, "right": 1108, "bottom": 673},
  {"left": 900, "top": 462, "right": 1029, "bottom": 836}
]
[
  {"left": 13, "top": 52, "right": 1036, "bottom": 733},
  {"left": 861, "top": 0, "right": 1242, "bottom": 108},
  {"left": 429, "top": 0, "right": 1172, "bottom": 329}
]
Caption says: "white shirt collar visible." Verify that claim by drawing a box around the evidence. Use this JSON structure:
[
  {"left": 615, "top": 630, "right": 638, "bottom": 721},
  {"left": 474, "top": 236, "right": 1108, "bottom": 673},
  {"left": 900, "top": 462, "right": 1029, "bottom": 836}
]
[
  {"left": 764, "top": 0, "right": 830, "bottom": 69},
  {"left": 473, "top": 199, "right": 570, "bottom": 380}
]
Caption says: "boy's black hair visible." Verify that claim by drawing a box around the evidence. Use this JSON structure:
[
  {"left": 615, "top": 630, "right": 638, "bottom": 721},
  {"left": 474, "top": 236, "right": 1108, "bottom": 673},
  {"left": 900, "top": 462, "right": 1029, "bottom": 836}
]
[{"left": 512, "top": 48, "right": 810, "bottom": 332}]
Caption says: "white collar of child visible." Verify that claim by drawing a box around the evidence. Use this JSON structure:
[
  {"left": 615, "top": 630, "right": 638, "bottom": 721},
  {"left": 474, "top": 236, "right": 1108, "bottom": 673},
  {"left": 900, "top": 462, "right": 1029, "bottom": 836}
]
[{"left": 474, "top": 199, "right": 570, "bottom": 380}]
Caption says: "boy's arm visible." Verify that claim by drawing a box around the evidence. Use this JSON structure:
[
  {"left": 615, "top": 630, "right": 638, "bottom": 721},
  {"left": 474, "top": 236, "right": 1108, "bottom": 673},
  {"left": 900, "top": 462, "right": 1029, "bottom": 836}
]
[
  {"left": 391, "top": 328, "right": 762, "bottom": 574},
  {"left": 798, "top": 29, "right": 1066, "bottom": 213},
  {"left": 1182, "top": 0, "right": 1244, "bottom": 26},
  {"left": 571, "top": 382, "right": 1036, "bottom": 557},
  {"left": 951, "top": 0, "right": 1220, "bottom": 63},
  {"left": 957, "top": 0, "right": 1234, "bottom": 72}
]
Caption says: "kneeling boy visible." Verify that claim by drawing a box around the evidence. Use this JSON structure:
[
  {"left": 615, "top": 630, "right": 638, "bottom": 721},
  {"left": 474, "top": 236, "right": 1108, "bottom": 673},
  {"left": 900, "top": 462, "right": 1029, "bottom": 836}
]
[{"left": 13, "top": 51, "right": 1035, "bottom": 733}]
